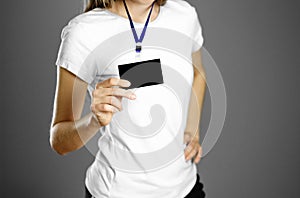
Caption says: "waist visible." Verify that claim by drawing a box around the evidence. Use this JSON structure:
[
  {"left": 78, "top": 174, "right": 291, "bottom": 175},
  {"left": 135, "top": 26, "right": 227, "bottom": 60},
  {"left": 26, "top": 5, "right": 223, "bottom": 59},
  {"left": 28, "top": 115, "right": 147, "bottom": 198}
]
[
  {"left": 98, "top": 132, "right": 188, "bottom": 172},
  {"left": 86, "top": 150, "right": 197, "bottom": 198}
]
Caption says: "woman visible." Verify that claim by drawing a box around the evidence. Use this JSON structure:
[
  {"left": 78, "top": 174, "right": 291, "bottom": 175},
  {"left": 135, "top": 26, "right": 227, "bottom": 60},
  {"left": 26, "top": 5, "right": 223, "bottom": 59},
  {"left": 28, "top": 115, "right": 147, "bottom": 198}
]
[{"left": 50, "top": 0, "right": 206, "bottom": 197}]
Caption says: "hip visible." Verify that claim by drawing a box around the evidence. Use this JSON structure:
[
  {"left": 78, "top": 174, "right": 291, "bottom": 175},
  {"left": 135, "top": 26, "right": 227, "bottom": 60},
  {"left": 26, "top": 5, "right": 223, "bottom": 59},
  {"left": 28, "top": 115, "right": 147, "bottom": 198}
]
[{"left": 85, "top": 173, "right": 205, "bottom": 198}]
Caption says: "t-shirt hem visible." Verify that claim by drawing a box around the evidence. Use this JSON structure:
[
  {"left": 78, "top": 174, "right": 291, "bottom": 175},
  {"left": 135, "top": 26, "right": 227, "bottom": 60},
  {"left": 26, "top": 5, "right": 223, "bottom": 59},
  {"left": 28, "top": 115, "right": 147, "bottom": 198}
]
[
  {"left": 181, "top": 171, "right": 198, "bottom": 197},
  {"left": 192, "top": 30, "right": 204, "bottom": 53},
  {"left": 192, "top": 44, "right": 203, "bottom": 53}
]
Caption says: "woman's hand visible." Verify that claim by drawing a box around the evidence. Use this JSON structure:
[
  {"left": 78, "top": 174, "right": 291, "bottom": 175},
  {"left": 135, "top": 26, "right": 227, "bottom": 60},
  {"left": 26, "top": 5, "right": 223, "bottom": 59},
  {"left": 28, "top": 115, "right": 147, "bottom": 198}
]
[
  {"left": 90, "top": 77, "right": 136, "bottom": 126},
  {"left": 184, "top": 132, "right": 202, "bottom": 164}
]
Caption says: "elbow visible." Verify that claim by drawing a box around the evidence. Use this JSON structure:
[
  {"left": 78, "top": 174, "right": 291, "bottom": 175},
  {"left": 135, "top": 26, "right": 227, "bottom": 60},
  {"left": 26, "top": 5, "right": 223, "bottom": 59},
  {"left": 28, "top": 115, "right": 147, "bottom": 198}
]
[
  {"left": 49, "top": 122, "right": 83, "bottom": 156},
  {"left": 49, "top": 135, "right": 68, "bottom": 156},
  {"left": 50, "top": 144, "right": 68, "bottom": 156},
  {"left": 49, "top": 127, "right": 69, "bottom": 156}
]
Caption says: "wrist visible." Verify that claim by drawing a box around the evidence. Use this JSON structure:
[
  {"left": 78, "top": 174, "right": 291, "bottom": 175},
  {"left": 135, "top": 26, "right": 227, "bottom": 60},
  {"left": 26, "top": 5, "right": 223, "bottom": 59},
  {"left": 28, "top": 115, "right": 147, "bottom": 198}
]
[
  {"left": 185, "top": 129, "right": 200, "bottom": 140},
  {"left": 89, "top": 112, "right": 102, "bottom": 130}
]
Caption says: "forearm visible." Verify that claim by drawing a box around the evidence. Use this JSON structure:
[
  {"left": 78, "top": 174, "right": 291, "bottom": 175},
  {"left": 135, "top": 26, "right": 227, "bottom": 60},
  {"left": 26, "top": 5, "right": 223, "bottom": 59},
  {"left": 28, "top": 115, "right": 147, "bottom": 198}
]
[
  {"left": 185, "top": 70, "right": 206, "bottom": 139},
  {"left": 50, "top": 112, "right": 101, "bottom": 155}
]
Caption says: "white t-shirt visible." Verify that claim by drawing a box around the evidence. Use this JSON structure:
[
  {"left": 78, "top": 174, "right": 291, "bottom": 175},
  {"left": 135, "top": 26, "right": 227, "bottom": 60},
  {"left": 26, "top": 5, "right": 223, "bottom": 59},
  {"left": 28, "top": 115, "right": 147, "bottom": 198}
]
[{"left": 55, "top": 0, "right": 204, "bottom": 197}]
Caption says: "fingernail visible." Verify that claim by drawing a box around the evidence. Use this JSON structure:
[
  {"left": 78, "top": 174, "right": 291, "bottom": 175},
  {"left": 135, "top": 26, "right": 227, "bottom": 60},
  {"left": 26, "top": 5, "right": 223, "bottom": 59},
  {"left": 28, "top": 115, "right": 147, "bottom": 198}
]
[
  {"left": 131, "top": 94, "right": 136, "bottom": 99},
  {"left": 125, "top": 81, "right": 131, "bottom": 86}
]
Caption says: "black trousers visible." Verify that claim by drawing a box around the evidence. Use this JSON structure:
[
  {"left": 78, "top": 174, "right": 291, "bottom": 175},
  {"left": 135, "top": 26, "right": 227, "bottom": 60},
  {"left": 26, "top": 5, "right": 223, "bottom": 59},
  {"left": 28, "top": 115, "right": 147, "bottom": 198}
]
[{"left": 85, "top": 174, "right": 205, "bottom": 198}]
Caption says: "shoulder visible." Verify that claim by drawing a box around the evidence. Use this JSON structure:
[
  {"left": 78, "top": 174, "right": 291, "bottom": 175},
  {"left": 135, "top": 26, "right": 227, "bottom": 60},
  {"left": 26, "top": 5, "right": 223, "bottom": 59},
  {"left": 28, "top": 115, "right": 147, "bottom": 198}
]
[
  {"left": 164, "top": 0, "right": 197, "bottom": 13},
  {"left": 165, "top": 0, "right": 195, "bottom": 8},
  {"left": 163, "top": 0, "right": 198, "bottom": 21},
  {"left": 59, "top": 8, "right": 108, "bottom": 39}
]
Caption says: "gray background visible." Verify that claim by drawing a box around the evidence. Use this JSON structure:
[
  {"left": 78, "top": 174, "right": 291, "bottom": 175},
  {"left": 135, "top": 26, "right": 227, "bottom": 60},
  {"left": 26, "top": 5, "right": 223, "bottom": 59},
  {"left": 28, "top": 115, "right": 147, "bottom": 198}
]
[{"left": 1, "top": 0, "right": 300, "bottom": 197}]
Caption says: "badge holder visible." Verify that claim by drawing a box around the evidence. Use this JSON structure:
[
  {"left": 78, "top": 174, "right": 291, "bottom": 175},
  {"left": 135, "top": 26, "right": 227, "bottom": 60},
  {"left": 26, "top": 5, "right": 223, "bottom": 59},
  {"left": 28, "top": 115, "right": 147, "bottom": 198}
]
[{"left": 118, "top": 58, "right": 164, "bottom": 89}]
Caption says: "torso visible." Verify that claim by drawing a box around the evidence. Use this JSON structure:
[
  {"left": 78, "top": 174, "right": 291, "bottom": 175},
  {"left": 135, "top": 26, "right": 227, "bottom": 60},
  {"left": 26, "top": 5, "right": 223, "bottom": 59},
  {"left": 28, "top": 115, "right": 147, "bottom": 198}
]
[{"left": 60, "top": 1, "right": 204, "bottom": 197}]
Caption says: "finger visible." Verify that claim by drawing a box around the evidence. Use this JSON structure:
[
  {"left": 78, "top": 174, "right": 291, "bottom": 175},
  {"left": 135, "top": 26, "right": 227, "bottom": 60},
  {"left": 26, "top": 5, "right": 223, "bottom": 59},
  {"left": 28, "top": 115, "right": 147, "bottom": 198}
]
[
  {"left": 184, "top": 140, "right": 196, "bottom": 158},
  {"left": 95, "top": 111, "right": 111, "bottom": 121},
  {"left": 116, "top": 95, "right": 123, "bottom": 103},
  {"left": 96, "top": 77, "right": 131, "bottom": 89},
  {"left": 100, "top": 96, "right": 123, "bottom": 111},
  {"left": 91, "top": 103, "right": 119, "bottom": 113},
  {"left": 194, "top": 146, "right": 202, "bottom": 164},
  {"left": 185, "top": 147, "right": 198, "bottom": 161},
  {"left": 105, "top": 87, "right": 136, "bottom": 100},
  {"left": 92, "top": 86, "right": 136, "bottom": 100}
]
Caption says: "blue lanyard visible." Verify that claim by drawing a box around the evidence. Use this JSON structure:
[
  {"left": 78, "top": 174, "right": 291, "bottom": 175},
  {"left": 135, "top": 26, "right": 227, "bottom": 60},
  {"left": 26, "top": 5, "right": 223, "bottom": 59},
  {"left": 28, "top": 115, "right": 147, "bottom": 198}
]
[{"left": 122, "top": 0, "right": 157, "bottom": 53}]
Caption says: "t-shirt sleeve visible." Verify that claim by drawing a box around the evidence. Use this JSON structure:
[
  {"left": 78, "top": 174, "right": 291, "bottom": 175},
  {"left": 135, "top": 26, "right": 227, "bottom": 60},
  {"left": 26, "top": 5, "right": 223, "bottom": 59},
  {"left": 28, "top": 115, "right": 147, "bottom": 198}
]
[
  {"left": 55, "top": 19, "right": 96, "bottom": 84},
  {"left": 191, "top": 7, "right": 204, "bottom": 52}
]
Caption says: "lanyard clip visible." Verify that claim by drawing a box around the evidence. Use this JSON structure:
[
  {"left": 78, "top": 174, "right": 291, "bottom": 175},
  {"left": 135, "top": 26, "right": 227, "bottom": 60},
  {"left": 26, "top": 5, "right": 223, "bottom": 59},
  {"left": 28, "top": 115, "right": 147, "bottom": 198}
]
[{"left": 136, "top": 42, "right": 142, "bottom": 53}]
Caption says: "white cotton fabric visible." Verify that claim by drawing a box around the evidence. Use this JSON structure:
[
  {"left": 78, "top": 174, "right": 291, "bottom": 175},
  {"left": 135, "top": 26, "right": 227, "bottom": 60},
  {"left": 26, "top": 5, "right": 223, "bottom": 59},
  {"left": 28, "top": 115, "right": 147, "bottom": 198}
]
[{"left": 55, "top": 0, "right": 204, "bottom": 197}]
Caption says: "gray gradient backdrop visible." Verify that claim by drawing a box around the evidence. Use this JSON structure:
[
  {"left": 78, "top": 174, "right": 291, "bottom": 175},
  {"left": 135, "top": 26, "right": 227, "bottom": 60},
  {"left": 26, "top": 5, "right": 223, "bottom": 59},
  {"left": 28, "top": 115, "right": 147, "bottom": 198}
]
[{"left": 1, "top": 0, "right": 300, "bottom": 197}]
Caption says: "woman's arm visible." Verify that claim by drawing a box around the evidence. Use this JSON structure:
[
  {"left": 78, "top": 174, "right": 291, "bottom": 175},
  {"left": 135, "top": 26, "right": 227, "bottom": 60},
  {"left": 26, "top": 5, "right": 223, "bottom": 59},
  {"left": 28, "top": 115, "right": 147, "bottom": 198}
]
[
  {"left": 49, "top": 67, "right": 135, "bottom": 156},
  {"left": 49, "top": 67, "right": 101, "bottom": 155},
  {"left": 184, "top": 48, "right": 207, "bottom": 163}
]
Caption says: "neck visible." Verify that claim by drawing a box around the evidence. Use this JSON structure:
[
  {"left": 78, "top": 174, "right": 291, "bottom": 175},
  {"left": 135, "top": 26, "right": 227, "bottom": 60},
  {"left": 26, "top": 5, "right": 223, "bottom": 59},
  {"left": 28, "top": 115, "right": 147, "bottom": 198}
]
[{"left": 109, "top": 0, "right": 159, "bottom": 23}]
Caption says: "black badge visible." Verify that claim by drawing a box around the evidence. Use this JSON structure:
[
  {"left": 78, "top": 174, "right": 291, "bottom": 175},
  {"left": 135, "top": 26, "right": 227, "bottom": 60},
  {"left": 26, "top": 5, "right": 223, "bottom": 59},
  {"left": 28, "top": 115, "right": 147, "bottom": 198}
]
[{"left": 118, "top": 58, "right": 164, "bottom": 89}]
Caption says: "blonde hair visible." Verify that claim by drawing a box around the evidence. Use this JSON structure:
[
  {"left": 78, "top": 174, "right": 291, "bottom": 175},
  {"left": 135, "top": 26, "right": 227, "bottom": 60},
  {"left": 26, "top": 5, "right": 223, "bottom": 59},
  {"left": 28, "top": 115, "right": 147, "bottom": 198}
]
[{"left": 84, "top": 0, "right": 167, "bottom": 12}]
